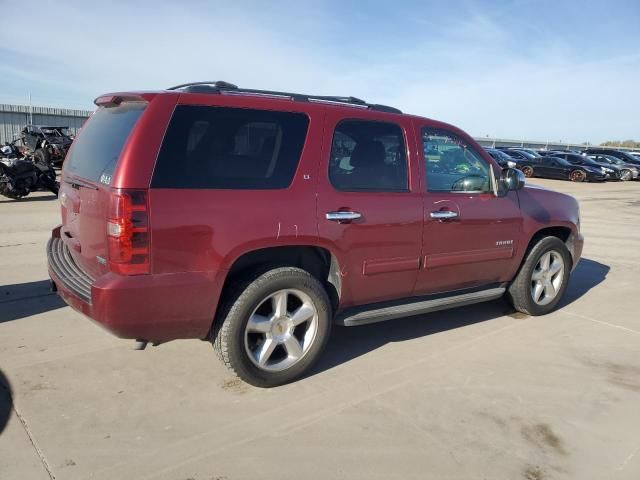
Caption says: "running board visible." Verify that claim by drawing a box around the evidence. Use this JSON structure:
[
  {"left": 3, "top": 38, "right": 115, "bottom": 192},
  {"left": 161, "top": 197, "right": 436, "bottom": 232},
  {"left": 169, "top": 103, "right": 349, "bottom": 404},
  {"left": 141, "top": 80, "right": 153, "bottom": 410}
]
[{"left": 336, "top": 287, "right": 506, "bottom": 327}]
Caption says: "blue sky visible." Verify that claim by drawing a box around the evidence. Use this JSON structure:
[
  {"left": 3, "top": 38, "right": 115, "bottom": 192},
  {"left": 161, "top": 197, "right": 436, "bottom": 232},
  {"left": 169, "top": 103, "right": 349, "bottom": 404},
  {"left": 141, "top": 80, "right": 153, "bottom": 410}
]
[{"left": 1, "top": 0, "right": 639, "bottom": 143}]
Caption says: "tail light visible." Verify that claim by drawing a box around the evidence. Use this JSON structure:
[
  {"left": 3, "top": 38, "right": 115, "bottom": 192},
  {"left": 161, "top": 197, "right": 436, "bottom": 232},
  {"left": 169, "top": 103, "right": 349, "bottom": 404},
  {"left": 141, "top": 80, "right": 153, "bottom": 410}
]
[{"left": 107, "top": 189, "right": 149, "bottom": 275}]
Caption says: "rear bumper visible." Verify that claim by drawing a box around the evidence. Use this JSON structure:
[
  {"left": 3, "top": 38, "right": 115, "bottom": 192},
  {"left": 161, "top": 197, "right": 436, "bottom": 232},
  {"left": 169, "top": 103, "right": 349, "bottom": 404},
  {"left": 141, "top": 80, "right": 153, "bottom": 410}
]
[{"left": 47, "top": 229, "right": 221, "bottom": 342}]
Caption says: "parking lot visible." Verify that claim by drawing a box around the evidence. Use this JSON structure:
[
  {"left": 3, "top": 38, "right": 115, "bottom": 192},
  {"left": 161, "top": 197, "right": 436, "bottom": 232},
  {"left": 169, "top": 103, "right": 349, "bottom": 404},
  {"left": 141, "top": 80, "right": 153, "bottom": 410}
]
[{"left": 0, "top": 178, "right": 639, "bottom": 480}]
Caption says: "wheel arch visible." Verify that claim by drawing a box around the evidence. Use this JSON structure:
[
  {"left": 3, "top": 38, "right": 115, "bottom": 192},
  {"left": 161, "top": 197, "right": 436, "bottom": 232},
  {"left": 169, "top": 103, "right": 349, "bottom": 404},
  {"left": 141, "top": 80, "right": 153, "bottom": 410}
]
[
  {"left": 217, "top": 245, "right": 342, "bottom": 319},
  {"left": 519, "top": 225, "right": 574, "bottom": 271}
]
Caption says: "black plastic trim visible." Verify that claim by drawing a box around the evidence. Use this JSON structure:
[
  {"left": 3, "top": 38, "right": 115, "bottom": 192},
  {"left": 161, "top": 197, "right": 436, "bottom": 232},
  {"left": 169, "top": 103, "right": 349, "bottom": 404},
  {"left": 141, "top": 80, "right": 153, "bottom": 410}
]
[{"left": 336, "top": 284, "right": 507, "bottom": 326}]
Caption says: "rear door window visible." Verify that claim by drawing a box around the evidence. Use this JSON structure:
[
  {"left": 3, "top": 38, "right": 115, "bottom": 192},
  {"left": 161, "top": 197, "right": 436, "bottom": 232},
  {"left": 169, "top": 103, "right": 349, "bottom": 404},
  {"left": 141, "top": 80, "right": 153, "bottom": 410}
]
[
  {"left": 64, "top": 103, "right": 146, "bottom": 184},
  {"left": 151, "top": 106, "right": 309, "bottom": 189}
]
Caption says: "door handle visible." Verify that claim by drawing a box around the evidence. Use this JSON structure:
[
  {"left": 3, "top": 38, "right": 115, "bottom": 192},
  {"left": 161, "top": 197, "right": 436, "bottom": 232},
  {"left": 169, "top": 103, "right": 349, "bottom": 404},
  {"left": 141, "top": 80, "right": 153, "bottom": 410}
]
[
  {"left": 326, "top": 211, "right": 362, "bottom": 222},
  {"left": 430, "top": 210, "right": 458, "bottom": 220}
]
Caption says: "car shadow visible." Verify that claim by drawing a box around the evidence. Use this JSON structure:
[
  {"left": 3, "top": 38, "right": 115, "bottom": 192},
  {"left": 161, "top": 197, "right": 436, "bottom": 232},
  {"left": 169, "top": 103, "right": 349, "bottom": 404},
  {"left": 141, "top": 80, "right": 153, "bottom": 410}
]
[
  {"left": 309, "top": 257, "right": 609, "bottom": 378},
  {"left": 0, "top": 280, "right": 66, "bottom": 323},
  {"left": 0, "top": 194, "right": 58, "bottom": 203},
  {"left": 558, "top": 257, "right": 610, "bottom": 308},
  {"left": 0, "top": 370, "right": 11, "bottom": 435}
]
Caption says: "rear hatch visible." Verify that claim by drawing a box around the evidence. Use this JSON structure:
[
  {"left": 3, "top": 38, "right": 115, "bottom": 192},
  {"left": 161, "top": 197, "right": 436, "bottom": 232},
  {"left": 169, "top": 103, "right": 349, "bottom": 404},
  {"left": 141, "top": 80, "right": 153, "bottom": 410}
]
[{"left": 60, "top": 101, "right": 147, "bottom": 279}]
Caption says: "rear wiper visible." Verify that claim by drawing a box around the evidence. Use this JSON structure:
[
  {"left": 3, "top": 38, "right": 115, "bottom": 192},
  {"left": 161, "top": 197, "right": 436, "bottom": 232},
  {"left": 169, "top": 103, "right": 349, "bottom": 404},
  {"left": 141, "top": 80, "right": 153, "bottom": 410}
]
[{"left": 64, "top": 177, "right": 98, "bottom": 190}]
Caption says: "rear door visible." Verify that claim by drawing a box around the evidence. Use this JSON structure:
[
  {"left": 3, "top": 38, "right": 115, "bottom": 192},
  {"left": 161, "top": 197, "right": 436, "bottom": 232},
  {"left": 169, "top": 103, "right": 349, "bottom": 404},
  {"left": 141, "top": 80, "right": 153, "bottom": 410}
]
[
  {"left": 316, "top": 112, "right": 423, "bottom": 308},
  {"left": 59, "top": 101, "right": 148, "bottom": 278},
  {"left": 414, "top": 124, "right": 523, "bottom": 295}
]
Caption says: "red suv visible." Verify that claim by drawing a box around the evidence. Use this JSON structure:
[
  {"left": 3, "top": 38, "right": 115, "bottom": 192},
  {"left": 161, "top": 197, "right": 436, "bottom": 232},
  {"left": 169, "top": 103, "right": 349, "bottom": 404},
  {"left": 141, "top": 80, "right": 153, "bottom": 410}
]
[{"left": 48, "top": 82, "right": 583, "bottom": 387}]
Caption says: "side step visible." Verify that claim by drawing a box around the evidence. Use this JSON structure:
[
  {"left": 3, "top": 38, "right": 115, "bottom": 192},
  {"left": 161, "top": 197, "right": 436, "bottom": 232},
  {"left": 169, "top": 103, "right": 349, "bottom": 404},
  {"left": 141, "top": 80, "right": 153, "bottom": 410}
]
[{"left": 336, "top": 287, "right": 506, "bottom": 327}]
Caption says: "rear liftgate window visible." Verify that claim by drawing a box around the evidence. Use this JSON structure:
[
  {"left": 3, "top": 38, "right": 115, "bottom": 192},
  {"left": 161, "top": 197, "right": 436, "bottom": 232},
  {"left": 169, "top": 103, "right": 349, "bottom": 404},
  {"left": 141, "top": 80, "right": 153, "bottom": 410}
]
[
  {"left": 65, "top": 102, "right": 146, "bottom": 184},
  {"left": 151, "top": 106, "right": 310, "bottom": 189}
]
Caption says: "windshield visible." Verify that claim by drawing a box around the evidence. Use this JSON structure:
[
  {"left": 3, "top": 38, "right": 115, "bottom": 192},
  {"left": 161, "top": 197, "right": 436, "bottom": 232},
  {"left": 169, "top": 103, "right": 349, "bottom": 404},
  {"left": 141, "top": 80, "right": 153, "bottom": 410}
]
[
  {"left": 605, "top": 157, "right": 624, "bottom": 165},
  {"left": 64, "top": 103, "right": 146, "bottom": 183},
  {"left": 41, "top": 127, "right": 70, "bottom": 137}
]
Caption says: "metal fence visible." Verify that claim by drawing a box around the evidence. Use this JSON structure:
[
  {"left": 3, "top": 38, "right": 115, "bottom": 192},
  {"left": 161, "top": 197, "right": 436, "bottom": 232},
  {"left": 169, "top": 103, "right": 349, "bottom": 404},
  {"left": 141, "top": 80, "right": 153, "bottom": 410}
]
[{"left": 0, "top": 104, "right": 92, "bottom": 145}]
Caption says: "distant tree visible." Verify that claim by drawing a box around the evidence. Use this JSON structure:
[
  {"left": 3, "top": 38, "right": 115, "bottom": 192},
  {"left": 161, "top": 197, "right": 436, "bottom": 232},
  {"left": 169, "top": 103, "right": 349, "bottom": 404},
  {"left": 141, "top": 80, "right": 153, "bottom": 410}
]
[{"left": 601, "top": 140, "right": 640, "bottom": 148}]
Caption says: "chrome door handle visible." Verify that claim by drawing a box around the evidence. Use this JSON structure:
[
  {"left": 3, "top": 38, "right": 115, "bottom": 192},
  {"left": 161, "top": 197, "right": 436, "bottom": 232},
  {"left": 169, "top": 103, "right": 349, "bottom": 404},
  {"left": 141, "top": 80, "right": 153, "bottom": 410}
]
[
  {"left": 326, "top": 211, "right": 362, "bottom": 222},
  {"left": 430, "top": 210, "right": 458, "bottom": 220}
]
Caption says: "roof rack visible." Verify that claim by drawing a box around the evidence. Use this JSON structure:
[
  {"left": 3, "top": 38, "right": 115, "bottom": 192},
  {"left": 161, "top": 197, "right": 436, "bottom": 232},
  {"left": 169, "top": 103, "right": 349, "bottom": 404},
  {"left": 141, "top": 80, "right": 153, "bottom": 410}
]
[{"left": 165, "top": 81, "right": 402, "bottom": 114}]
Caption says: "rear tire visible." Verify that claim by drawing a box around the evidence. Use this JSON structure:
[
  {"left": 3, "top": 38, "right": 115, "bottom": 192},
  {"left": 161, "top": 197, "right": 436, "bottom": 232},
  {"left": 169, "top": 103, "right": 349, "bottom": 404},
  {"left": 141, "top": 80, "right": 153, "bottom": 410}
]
[
  {"left": 212, "top": 267, "right": 332, "bottom": 387},
  {"left": 569, "top": 169, "right": 585, "bottom": 182},
  {"left": 507, "top": 236, "right": 571, "bottom": 316},
  {"left": 521, "top": 166, "right": 534, "bottom": 178}
]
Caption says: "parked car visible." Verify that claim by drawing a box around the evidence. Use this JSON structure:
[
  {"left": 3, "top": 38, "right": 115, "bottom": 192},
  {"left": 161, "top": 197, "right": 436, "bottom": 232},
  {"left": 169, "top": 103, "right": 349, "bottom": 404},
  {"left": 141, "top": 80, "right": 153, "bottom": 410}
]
[
  {"left": 47, "top": 81, "right": 584, "bottom": 387},
  {"left": 483, "top": 147, "right": 517, "bottom": 167},
  {"left": 505, "top": 148, "right": 544, "bottom": 158},
  {"left": 582, "top": 148, "right": 640, "bottom": 168},
  {"left": 496, "top": 149, "right": 540, "bottom": 166},
  {"left": 21, "top": 125, "right": 73, "bottom": 167},
  {"left": 516, "top": 155, "right": 606, "bottom": 182},
  {"left": 550, "top": 152, "right": 618, "bottom": 180},
  {"left": 587, "top": 154, "right": 639, "bottom": 181}
]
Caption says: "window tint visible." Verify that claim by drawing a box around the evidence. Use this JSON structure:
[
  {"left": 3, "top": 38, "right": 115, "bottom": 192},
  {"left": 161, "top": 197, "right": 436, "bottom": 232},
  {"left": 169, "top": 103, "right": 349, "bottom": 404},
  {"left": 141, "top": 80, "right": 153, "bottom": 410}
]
[
  {"left": 422, "top": 128, "right": 492, "bottom": 192},
  {"left": 65, "top": 103, "right": 146, "bottom": 184},
  {"left": 152, "top": 106, "right": 309, "bottom": 189},
  {"left": 329, "top": 120, "right": 408, "bottom": 192}
]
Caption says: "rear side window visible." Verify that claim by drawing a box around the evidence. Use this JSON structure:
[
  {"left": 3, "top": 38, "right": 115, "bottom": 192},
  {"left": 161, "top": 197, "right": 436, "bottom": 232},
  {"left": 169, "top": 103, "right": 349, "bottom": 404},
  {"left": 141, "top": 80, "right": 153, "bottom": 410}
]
[
  {"left": 328, "top": 120, "right": 408, "bottom": 192},
  {"left": 65, "top": 103, "right": 146, "bottom": 183},
  {"left": 152, "top": 106, "right": 309, "bottom": 189}
]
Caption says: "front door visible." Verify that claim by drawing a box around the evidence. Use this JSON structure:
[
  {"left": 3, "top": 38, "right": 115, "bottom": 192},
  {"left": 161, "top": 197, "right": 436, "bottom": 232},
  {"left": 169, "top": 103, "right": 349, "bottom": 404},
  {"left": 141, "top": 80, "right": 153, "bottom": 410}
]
[
  {"left": 316, "top": 113, "right": 423, "bottom": 308},
  {"left": 414, "top": 124, "right": 523, "bottom": 295}
]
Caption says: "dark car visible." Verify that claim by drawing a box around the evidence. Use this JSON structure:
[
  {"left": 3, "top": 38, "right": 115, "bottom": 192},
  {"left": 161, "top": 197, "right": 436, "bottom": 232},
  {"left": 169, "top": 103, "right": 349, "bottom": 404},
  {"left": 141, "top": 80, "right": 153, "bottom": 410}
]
[
  {"left": 582, "top": 148, "right": 640, "bottom": 168},
  {"left": 47, "top": 81, "right": 583, "bottom": 386},
  {"left": 587, "top": 154, "right": 638, "bottom": 181},
  {"left": 496, "top": 148, "right": 541, "bottom": 162},
  {"left": 21, "top": 125, "right": 73, "bottom": 167},
  {"left": 483, "top": 147, "right": 517, "bottom": 167},
  {"left": 516, "top": 155, "right": 606, "bottom": 182},
  {"left": 551, "top": 152, "right": 618, "bottom": 181}
]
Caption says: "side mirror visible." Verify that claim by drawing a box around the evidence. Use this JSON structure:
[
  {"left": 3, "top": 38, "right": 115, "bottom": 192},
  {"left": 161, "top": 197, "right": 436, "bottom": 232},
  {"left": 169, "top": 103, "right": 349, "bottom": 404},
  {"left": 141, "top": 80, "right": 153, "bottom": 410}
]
[
  {"left": 506, "top": 160, "right": 517, "bottom": 169},
  {"left": 501, "top": 167, "right": 525, "bottom": 191}
]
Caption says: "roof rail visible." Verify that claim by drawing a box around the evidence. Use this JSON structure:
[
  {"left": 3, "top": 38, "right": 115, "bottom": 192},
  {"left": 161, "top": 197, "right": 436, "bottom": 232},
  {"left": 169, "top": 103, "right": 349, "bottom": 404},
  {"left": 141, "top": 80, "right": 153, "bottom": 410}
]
[{"left": 165, "top": 81, "right": 402, "bottom": 114}]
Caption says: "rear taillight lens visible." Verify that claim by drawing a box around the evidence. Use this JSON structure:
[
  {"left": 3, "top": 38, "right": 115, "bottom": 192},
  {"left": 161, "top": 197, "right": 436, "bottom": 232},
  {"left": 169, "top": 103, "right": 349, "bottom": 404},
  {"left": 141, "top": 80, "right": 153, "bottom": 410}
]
[{"left": 107, "top": 189, "right": 149, "bottom": 275}]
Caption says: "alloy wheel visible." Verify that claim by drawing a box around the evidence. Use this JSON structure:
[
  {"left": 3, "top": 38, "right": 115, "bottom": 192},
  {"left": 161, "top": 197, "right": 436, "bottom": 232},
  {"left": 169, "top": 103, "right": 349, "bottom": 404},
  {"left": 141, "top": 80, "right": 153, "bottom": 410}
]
[
  {"left": 244, "top": 289, "right": 319, "bottom": 372},
  {"left": 570, "top": 170, "right": 585, "bottom": 182},
  {"left": 530, "top": 251, "right": 565, "bottom": 306},
  {"left": 522, "top": 166, "right": 533, "bottom": 178}
]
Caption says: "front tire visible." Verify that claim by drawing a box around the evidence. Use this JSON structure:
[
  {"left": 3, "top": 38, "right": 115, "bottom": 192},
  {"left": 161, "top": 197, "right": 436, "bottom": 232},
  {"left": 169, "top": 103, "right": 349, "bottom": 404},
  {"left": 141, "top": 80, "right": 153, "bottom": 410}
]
[
  {"left": 521, "top": 166, "right": 534, "bottom": 178},
  {"left": 620, "top": 169, "right": 632, "bottom": 181},
  {"left": 212, "top": 267, "right": 332, "bottom": 387},
  {"left": 507, "top": 236, "right": 571, "bottom": 316}
]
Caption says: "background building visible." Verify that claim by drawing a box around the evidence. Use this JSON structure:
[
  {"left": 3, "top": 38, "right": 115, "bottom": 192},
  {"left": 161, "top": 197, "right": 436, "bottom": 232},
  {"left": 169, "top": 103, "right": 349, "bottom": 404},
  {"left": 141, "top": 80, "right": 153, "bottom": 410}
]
[{"left": 0, "top": 104, "right": 92, "bottom": 144}]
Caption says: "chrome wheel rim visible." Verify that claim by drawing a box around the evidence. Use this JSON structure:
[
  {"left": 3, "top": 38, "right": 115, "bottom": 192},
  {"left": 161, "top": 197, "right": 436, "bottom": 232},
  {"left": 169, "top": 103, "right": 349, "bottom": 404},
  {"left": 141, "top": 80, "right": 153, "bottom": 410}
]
[
  {"left": 522, "top": 167, "right": 533, "bottom": 177},
  {"left": 244, "top": 289, "right": 319, "bottom": 372},
  {"left": 570, "top": 170, "right": 584, "bottom": 182},
  {"left": 621, "top": 170, "right": 631, "bottom": 181},
  {"left": 530, "top": 251, "right": 565, "bottom": 306}
]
